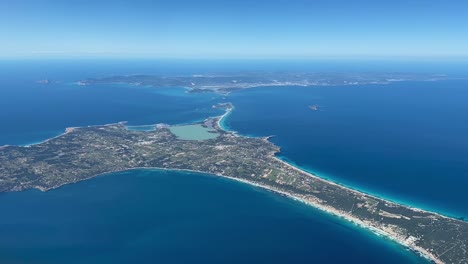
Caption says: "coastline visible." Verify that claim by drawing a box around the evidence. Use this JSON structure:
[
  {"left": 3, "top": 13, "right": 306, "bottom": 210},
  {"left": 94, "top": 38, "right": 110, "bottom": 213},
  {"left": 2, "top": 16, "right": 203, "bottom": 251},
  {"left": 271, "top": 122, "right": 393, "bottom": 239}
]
[
  {"left": 268, "top": 157, "right": 441, "bottom": 263},
  {"left": 21, "top": 122, "right": 128, "bottom": 148},
  {"left": 212, "top": 103, "right": 451, "bottom": 263},
  {"left": 275, "top": 155, "right": 465, "bottom": 221},
  {"left": 222, "top": 173, "right": 442, "bottom": 264},
  {"left": 5, "top": 103, "right": 464, "bottom": 264},
  {"left": 21, "top": 129, "right": 76, "bottom": 147},
  {"left": 217, "top": 100, "right": 466, "bottom": 220},
  {"left": 31, "top": 163, "right": 441, "bottom": 263},
  {"left": 216, "top": 103, "right": 234, "bottom": 131}
]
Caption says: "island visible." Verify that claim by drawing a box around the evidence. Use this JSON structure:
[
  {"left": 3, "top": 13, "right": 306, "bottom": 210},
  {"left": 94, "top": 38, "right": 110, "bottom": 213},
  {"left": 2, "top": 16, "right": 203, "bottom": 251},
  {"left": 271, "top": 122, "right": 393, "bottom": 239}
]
[
  {"left": 77, "top": 72, "right": 449, "bottom": 94},
  {"left": 0, "top": 103, "right": 466, "bottom": 264},
  {"left": 309, "top": 104, "right": 320, "bottom": 111},
  {"left": 36, "top": 79, "right": 51, "bottom": 84}
]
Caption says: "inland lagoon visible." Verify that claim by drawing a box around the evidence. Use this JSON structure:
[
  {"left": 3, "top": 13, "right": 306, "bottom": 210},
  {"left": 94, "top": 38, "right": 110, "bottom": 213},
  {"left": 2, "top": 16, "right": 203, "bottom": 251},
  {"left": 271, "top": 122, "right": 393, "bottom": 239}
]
[
  {"left": 0, "top": 60, "right": 467, "bottom": 263},
  {"left": 169, "top": 124, "right": 219, "bottom": 140}
]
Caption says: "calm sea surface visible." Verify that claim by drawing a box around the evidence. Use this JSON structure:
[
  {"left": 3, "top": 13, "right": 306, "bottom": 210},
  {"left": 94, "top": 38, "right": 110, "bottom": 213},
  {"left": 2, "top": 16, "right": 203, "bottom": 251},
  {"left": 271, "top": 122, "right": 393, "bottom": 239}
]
[
  {"left": 225, "top": 81, "right": 468, "bottom": 219},
  {"left": 0, "top": 170, "right": 428, "bottom": 264},
  {"left": 1, "top": 59, "right": 467, "bottom": 263}
]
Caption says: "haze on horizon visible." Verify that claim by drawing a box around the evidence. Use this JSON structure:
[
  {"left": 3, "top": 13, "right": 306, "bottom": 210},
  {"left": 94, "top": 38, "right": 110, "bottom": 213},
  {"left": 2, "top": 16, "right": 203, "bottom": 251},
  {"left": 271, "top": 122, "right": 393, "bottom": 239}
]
[{"left": 1, "top": 0, "right": 468, "bottom": 59}]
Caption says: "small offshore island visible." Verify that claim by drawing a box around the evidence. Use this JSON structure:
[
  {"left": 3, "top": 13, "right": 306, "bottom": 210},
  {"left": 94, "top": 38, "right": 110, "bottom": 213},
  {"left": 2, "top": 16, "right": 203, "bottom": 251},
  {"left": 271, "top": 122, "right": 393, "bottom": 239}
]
[{"left": 0, "top": 103, "right": 467, "bottom": 264}]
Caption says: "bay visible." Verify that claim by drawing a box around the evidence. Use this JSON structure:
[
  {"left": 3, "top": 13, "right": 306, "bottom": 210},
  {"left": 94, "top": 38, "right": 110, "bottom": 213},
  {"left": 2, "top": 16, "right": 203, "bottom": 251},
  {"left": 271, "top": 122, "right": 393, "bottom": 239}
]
[
  {"left": 1, "top": 59, "right": 466, "bottom": 263},
  {"left": 0, "top": 170, "right": 428, "bottom": 264}
]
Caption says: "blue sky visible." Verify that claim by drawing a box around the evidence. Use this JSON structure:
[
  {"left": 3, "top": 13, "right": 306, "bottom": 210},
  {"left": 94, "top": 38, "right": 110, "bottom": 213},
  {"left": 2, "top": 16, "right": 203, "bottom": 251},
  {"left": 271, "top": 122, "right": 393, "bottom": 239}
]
[{"left": 1, "top": 0, "right": 468, "bottom": 59}]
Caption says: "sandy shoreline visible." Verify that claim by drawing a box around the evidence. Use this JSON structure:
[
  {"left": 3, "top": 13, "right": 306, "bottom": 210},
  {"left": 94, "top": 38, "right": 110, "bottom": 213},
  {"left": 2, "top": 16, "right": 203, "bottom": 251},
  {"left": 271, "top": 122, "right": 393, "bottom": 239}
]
[
  {"left": 224, "top": 174, "right": 442, "bottom": 264},
  {"left": 213, "top": 104, "right": 443, "bottom": 263},
  {"left": 274, "top": 156, "right": 457, "bottom": 221},
  {"left": 216, "top": 103, "right": 234, "bottom": 131},
  {"left": 265, "top": 159, "right": 442, "bottom": 263},
  {"left": 34, "top": 163, "right": 441, "bottom": 263},
  {"left": 21, "top": 122, "right": 127, "bottom": 148},
  {"left": 10, "top": 103, "right": 457, "bottom": 263}
]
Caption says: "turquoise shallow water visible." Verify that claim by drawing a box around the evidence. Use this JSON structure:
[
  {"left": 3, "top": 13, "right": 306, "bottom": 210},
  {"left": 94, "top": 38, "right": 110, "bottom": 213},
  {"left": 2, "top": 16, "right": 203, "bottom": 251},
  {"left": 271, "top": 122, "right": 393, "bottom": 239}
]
[
  {"left": 225, "top": 81, "right": 468, "bottom": 219},
  {"left": 0, "top": 60, "right": 466, "bottom": 263},
  {"left": 0, "top": 170, "right": 429, "bottom": 264},
  {"left": 169, "top": 124, "right": 219, "bottom": 140},
  {"left": 0, "top": 61, "right": 225, "bottom": 146}
]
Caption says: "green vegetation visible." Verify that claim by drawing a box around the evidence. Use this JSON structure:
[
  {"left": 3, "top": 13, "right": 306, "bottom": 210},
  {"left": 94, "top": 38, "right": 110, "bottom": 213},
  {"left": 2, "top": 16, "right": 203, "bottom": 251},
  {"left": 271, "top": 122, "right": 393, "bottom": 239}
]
[{"left": 0, "top": 104, "right": 466, "bottom": 264}]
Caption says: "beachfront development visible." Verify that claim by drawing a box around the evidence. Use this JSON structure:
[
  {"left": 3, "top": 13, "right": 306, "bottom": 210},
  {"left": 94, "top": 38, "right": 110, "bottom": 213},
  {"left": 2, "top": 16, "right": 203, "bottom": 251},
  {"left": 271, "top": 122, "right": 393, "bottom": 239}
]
[{"left": 0, "top": 103, "right": 467, "bottom": 264}]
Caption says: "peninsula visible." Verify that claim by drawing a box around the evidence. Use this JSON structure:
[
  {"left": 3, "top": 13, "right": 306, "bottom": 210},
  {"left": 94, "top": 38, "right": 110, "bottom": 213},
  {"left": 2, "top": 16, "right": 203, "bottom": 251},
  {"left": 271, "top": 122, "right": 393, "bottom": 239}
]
[{"left": 0, "top": 103, "right": 466, "bottom": 264}]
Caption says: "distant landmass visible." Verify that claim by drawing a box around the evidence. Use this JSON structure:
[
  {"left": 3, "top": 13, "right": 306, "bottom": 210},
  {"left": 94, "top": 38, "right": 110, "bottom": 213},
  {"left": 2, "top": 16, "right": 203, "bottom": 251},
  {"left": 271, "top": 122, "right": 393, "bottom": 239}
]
[
  {"left": 78, "top": 72, "right": 449, "bottom": 94},
  {"left": 0, "top": 103, "right": 466, "bottom": 264}
]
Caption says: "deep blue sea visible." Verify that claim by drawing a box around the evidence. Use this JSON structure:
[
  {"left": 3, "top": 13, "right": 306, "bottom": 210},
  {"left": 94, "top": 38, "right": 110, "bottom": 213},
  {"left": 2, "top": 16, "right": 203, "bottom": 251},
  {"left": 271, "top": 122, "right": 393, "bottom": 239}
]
[
  {"left": 0, "top": 170, "right": 427, "bottom": 264},
  {"left": 0, "top": 59, "right": 467, "bottom": 263},
  {"left": 225, "top": 80, "right": 468, "bottom": 219}
]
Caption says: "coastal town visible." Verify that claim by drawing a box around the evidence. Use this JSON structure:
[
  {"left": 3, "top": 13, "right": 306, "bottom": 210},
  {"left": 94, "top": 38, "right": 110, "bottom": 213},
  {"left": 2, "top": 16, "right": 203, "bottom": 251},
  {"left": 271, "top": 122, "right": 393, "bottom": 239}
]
[{"left": 0, "top": 103, "right": 466, "bottom": 264}]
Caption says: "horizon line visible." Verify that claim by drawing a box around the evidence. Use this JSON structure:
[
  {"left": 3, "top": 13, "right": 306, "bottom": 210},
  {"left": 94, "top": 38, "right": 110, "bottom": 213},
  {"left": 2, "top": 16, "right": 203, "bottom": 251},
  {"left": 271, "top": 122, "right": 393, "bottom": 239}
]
[{"left": 2, "top": 54, "right": 468, "bottom": 62}]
